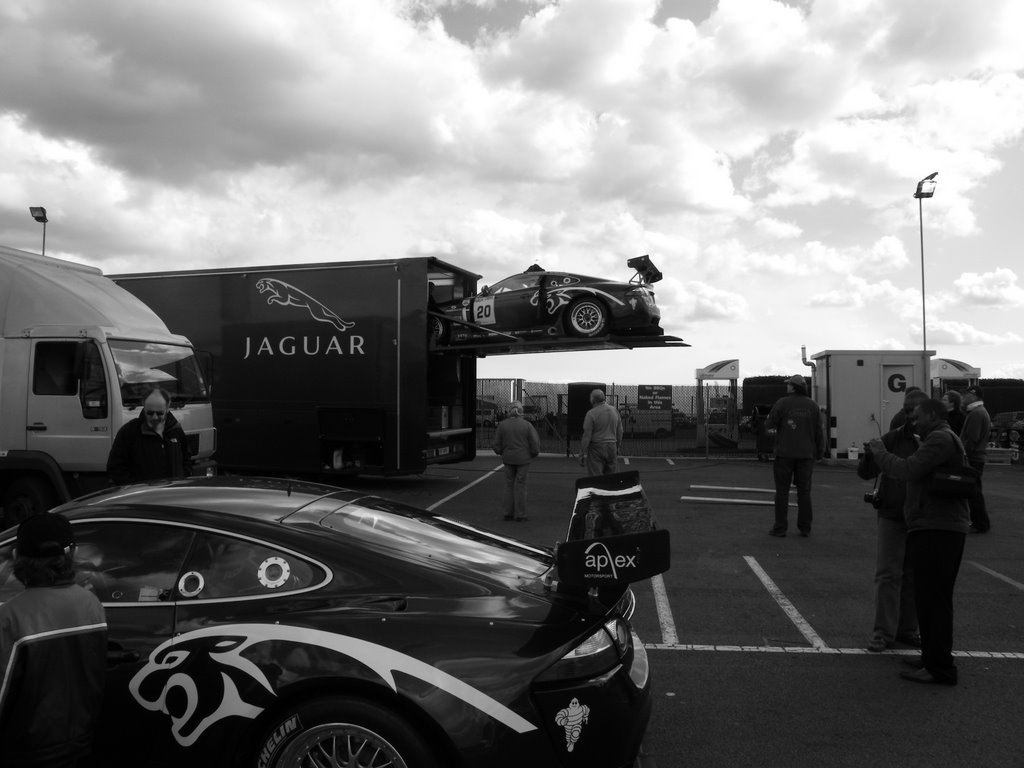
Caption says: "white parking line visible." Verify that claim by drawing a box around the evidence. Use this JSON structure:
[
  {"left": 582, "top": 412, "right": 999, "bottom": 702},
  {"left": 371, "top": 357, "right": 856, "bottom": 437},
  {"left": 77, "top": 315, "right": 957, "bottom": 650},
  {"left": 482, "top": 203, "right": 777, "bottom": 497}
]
[
  {"left": 969, "top": 561, "right": 1024, "bottom": 591},
  {"left": 743, "top": 555, "right": 827, "bottom": 650},
  {"left": 639, "top": 556, "right": 1024, "bottom": 659},
  {"left": 641, "top": 644, "right": 1024, "bottom": 659},
  {"left": 428, "top": 464, "right": 503, "bottom": 511},
  {"left": 651, "top": 574, "right": 678, "bottom": 645}
]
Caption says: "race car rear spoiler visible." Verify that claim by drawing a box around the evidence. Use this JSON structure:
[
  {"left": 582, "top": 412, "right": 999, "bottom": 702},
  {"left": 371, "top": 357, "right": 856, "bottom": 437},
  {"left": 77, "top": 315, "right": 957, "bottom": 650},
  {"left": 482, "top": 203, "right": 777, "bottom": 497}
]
[
  {"left": 627, "top": 254, "right": 662, "bottom": 285},
  {"left": 554, "top": 470, "right": 671, "bottom": 587}
]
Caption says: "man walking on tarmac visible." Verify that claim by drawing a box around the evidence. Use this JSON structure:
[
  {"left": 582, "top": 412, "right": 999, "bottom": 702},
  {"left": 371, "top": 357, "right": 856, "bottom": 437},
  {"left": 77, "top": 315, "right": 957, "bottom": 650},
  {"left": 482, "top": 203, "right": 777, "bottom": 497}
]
[
  {"left": 766, "top": 374, "right": 825, "bottom": 537},
  {"left": 580, "top": 389, "right": 623, "bottom": 475}
]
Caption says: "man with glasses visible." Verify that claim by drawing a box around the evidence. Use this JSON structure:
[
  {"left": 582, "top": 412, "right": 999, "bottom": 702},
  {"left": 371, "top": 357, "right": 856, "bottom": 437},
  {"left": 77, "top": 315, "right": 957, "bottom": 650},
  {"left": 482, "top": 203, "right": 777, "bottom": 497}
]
[{"left": 107, "top": 387, "right": 192, "bottom": 485}]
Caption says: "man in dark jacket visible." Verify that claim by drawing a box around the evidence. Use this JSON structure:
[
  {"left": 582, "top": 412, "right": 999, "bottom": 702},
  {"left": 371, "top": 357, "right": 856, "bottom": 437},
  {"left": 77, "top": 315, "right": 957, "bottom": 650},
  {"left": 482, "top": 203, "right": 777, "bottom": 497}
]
[
  {"left": 869, "top": 398, "right": 970, "bottom": 686},
  {"left": 765, "top": 374, "right": 824, "bottom": 537},
  {"left": 107, "top": 387, "right": 192, "bottom": 485},
  {"left": 960, "top": 385, "right": 991, "bottom": 533},
  {"left": 0, "top": 513, "right": 107, "bottom": 767},
  {"left": 492, "top": 401, "right": 541, "bottom": 521},
  {"left": 858, "top": 389, "right": 927, "bottom": 652}
]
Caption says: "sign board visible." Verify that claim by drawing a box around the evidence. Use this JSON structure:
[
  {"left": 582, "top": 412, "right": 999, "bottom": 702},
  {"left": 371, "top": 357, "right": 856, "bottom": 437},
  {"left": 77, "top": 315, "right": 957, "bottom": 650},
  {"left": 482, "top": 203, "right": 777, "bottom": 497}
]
[
  {"left": 637, "top": 384, "right": 672, "bottom": 411},
  {"left": 555, "top": 529, "right": 671, "bottom": 587}
]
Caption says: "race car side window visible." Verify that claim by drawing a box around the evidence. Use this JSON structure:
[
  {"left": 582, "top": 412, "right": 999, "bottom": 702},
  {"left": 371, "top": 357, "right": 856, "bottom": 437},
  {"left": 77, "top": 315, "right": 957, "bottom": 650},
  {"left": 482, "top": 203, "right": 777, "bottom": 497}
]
[
  {"left": 489, "top": 275, "right": 541, "bottom": 294},
  {"left": 182, "top": 532, "right": 322, "bottom": 599},
  {"left": 71, "top": 522, "right": 194, "bottom": 603}
]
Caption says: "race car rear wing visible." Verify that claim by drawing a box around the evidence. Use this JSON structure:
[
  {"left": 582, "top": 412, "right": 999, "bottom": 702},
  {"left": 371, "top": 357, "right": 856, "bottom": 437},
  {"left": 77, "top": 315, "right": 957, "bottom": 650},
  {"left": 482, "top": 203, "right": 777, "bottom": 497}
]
[
  {"left": 554, "top": 470, "right": 671, "bottom": 587},
  {"left": 627, "top": 254, "right": 662, "bottom": 285}
]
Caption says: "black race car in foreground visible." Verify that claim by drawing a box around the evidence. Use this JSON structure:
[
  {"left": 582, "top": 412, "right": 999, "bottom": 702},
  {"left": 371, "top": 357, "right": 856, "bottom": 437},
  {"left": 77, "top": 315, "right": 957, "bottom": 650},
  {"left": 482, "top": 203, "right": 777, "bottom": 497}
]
[
  {"left": 0, "top": 477, "right": 652, "bottom": 768},
  {"left": 432, "top": 255, "right": 663, "bottom": 344}
]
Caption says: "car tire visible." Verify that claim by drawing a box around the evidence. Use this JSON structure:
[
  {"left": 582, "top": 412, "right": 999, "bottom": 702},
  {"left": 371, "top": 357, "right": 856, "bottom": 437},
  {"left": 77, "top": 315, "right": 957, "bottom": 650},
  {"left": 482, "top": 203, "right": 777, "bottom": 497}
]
[
  {"left": 2, "top": 476, "right": 59, "bottom": 528},
  {"left": 565, "top": 297, "right": 608, "bottom": 337},
  {"left": 428, "top": 315, "right": 450, "bottom": 345},
  {"left": 255, "top": 696, "right": 439, "bottom": 768}
]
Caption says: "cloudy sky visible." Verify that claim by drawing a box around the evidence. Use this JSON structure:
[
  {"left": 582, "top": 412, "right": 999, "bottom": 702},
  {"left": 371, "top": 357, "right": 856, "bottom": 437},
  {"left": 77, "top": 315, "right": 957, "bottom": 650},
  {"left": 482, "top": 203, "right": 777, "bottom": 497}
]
[{"left": 3, "top": 0, "right": 1022, "bottom": 385}]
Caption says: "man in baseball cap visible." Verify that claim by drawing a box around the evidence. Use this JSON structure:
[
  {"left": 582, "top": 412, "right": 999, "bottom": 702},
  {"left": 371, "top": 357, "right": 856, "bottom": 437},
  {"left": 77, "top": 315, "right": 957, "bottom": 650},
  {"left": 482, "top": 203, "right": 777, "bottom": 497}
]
[
  {"left": 1, "top": 513, "right": 107, "bottom": 767},
  {"left": 15, "top": 511, "right": 75, "bottom": 558}
]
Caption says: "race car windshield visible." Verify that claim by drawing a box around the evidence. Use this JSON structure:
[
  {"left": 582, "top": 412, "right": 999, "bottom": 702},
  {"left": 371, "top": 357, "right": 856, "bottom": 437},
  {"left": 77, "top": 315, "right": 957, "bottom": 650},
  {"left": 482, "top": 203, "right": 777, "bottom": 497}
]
[{"left": 110, "top": 340, "right": 210, "bottom": 407}]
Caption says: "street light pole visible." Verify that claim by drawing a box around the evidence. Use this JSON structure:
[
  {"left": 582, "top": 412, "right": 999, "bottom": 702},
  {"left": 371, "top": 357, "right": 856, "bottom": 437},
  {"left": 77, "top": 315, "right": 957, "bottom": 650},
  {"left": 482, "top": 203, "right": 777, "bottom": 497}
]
[
  {"left": 913, "top": 172, "right": 937, "bottom": 389},
  {"left": 29, "top": 206, "right": 48, "bottom": 257}
]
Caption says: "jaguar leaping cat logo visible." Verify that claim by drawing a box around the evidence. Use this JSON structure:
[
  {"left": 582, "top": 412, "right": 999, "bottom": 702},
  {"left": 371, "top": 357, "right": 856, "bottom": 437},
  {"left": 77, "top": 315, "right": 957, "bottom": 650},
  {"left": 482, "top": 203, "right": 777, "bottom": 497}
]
[
  {"left": 129, "top": 624, "right": 536, "bottom": 748},
  {"left": 256, "top": 278, "right": 355, "bottom": 331}
]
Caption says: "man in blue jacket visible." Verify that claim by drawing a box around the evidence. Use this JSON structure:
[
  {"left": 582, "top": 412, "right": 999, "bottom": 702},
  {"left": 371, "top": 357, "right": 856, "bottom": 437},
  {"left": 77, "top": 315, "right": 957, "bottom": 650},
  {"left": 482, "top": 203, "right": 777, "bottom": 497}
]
[{"left": 869, "top": 398, "right": 970, "bottom": 686}]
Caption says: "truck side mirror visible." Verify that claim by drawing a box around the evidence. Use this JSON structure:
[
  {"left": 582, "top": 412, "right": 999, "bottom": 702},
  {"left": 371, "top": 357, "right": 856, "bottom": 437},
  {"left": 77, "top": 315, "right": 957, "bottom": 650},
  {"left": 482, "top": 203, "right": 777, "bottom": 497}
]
[
  {"left": 195, "top": 350, "right": 214, "bottom": 397},
  {"left": 76, "top": 341, "right": 109, "bottom": 420}
]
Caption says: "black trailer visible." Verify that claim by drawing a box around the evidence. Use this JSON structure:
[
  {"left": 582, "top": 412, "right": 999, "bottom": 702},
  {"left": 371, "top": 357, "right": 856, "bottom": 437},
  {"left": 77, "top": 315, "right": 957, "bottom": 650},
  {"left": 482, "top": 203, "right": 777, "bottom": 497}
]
[{"left": 115, "top": 258, "right": 478, "bottom": 477}]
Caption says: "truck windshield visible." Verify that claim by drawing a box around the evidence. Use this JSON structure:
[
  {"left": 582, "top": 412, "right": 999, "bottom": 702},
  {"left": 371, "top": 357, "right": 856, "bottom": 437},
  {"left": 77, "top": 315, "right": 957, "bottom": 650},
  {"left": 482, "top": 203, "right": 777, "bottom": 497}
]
[{"left": 109, "top": 340, "right": 210, "bottom": 407}]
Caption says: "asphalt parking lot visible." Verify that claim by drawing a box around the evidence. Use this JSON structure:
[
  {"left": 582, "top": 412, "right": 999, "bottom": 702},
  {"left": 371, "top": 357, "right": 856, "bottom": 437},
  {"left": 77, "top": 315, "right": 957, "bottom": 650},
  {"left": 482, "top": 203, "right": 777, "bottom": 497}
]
[{"left": 346, "top": 454, "right": 1024, "bottom": 768}]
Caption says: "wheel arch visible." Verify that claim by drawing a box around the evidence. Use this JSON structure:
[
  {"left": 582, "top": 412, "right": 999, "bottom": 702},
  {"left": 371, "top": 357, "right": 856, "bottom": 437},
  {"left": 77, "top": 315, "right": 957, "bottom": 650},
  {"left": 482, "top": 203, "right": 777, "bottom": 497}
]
[{"left": 245, "top": 677, "right": 462, "bottom": 768}]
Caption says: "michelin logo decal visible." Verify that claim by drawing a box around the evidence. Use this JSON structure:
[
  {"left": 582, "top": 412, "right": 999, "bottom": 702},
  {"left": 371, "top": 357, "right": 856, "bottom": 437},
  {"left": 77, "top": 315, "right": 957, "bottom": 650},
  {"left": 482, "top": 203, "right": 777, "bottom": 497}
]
[{"left": 128, "top": 623, "right": 536, "bottom": 747}]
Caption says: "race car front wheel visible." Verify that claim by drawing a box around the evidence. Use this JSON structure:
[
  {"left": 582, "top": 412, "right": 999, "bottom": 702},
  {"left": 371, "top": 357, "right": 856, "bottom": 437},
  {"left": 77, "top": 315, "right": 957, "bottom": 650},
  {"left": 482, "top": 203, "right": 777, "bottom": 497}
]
[
  {"left": 565, "top": 297, "right": 608, "bottom": 337},
  {"left": 256, "top": 696, "right": 440, "bottom": 768}
]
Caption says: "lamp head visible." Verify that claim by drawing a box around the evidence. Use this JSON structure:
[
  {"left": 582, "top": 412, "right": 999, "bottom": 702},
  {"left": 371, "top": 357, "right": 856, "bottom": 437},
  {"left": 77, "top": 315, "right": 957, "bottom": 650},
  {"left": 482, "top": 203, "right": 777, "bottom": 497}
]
[
  {"left": 914, "top": 172, "right": 938, "bottom": 199},
  {"left": 29, "top": 206, "right": 48, "bottom": 223}
]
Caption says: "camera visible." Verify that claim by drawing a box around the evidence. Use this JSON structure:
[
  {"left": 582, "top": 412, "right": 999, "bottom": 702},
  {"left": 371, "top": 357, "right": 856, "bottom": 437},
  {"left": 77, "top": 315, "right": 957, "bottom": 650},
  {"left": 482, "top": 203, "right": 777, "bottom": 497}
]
[{"left": 863, "top": 490, "right": 881, "bottom": 509}]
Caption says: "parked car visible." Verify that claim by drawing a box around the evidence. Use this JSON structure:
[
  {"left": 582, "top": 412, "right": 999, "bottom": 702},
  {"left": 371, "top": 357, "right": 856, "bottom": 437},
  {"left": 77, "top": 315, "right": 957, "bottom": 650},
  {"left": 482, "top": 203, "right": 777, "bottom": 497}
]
[
  {"left": 990, "top": 411, "right": 1024, "bottom": 448},
  {"left": 0, "top": 478, "right": 651, "bottom": 768},
  {"left": 435, "top": 257, "right": 663, "bottom": 344}
]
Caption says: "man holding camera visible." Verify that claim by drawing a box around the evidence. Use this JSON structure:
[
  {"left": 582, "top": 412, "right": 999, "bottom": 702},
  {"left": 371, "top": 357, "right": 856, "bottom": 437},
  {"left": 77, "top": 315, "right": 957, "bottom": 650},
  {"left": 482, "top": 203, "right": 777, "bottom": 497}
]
[
  {"left": 868, "top": 397, "right": 971, "bottom": 686},
  {"left": 858, "top": 388, "right": 927, "bottom": 653}
]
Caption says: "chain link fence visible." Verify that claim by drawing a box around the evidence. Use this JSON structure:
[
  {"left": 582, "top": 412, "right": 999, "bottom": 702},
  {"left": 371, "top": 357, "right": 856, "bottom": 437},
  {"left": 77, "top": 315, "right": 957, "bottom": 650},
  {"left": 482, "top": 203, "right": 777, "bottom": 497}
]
[{"left": 477, "top": 379, "right": 764, "bottom": 457}]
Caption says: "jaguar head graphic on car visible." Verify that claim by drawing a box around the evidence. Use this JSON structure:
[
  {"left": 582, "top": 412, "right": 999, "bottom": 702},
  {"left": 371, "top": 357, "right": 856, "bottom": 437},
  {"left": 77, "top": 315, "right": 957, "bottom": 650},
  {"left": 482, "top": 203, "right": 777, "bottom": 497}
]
[
  {"left": 0, "top": 477, "right": 653, "bottom": 768},
  {"left": 432, "top": 257, "right": 664, "bottom": 344}
]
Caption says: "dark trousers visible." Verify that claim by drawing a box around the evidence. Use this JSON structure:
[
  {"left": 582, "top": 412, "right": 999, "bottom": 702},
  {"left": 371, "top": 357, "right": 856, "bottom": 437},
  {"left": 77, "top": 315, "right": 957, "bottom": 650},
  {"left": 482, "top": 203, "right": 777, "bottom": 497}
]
[
  {"left": 967, "top": 460, "right": 990, "bottom": 531},
  {"left": 908, "top": 529, "right": 966, "bottom": 684},
  {"left": 772, "top": 457, "right": 814, "bottom": 533}
]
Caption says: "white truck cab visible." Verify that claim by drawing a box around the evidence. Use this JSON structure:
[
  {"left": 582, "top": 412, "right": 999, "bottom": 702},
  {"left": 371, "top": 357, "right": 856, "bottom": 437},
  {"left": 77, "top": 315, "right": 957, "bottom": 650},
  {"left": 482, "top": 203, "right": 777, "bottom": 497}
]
[{"left": 0, "top": 245, "right": 216, "bottom": 527}]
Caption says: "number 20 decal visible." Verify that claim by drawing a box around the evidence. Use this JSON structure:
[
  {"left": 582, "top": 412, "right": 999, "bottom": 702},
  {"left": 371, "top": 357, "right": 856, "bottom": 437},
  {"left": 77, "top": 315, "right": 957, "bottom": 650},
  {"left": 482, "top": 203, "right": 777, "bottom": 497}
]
[{"left": 474, "top": 296, "right": 495, "bottom": 325}]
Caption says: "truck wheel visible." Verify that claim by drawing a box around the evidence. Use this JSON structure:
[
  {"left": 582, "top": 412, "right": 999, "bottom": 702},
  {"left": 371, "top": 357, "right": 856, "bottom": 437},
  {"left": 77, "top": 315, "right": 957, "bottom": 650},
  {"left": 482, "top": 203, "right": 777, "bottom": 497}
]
[
  {"left": 565, "top": 298, "right": 608, "bottom": 337},
  {"left": 255, "top": 696, "right": 439, "bottom": 768},
  {"left": 2, "top": 477, "right": 59, "bottom": 528}
]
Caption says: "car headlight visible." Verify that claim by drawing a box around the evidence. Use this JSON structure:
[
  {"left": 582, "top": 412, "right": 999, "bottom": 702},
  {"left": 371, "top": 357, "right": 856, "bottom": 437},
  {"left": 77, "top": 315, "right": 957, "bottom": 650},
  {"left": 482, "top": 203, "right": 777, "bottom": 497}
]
[{"left": 535, "top": 618, "right": 631, "bottom": 683}]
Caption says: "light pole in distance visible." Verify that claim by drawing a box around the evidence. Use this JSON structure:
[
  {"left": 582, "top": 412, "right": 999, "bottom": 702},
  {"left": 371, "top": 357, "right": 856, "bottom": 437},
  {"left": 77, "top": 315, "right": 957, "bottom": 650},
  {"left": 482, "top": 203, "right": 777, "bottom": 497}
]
[
  {"left": 913, "top": 172, "right": 937, "bottom": 386},
  {"left": 29, "top": 206, "right": 48, "bottom": 257}
]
